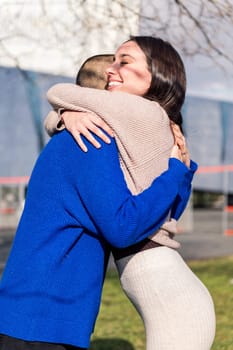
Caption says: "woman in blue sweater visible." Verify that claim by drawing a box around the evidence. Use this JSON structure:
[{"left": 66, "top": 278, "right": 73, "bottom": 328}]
[{"left": 0, "top": 37, "right": 201, "bottom": 350}]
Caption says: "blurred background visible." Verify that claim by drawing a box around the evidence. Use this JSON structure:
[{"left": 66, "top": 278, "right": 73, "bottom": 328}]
[{"left": 0, "top": 0, "right": 233, "bottom": 254}]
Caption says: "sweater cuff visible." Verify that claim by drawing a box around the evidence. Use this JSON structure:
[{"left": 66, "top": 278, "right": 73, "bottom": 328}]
[
  {"left": 184, "top": 160, "right": 198, "bottom": 183},
  {"left": 168, "top": 157, "right": 190, "bottom": 174},
  {"left": 167, "top": 158, "right": 191, "bottom": 190}
]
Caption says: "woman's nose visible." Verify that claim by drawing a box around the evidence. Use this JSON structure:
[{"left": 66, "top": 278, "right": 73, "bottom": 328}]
[{"left": 105, "top": 62, "right": 118, "bottom": 76}]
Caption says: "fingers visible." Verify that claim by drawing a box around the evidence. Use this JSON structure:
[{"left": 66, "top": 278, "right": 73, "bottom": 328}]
[
  {"left": 181, "top": 149, "right": 191, "bottom": 168},
  {"left": 78, "top": 115, "right": 113, "bottom": 149},
  {"left": 61, "top": 111, "right": 114, "bottom": 152},
  {"left": 170, "top": 145, "right": 181, "bottom": 160},
  {"left": 170, "top": 123, "right": 190, "bottom": 168},
  {"left": 170, "top": 122, "right": 181, "bottom": 139},
  {"left": 170, "top": 144, "right": 191, "bottom": 168},
  {"left": 170, "top": 123, "right": 185, "bottom": 148},
  {"left": 84, "top": 120, "right": 112, "bottom": 145},
  {"left": 77, "top": 126, "right": 102, "bottom": 150},
  {"left": 92, "top": 115, "right": 114, "bottom": 138},
  {"left": 75, "top": 132, "right": 88, "bottom": 153}
]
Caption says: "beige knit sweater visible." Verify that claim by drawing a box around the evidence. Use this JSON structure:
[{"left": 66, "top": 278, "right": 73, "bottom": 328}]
[{"left": 45, "top": 84, "right": 179, "bottom": 248}]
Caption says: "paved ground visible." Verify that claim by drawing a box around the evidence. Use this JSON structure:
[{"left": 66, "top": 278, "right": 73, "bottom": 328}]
[
  {"left": 178, "top": 209, "right": 233, "bottom": 260},
  {"left": 1, "top": 209, "right": 233, "bottom": 275}
]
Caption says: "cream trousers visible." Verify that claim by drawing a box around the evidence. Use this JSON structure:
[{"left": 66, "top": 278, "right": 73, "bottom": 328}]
[{"left": 115, "top": 247, "right": 216, "bottom": 350}]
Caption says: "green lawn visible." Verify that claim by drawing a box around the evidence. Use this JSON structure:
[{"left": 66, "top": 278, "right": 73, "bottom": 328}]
[{"left": 90, "top": 256, "right": 233, "bottom": 350}]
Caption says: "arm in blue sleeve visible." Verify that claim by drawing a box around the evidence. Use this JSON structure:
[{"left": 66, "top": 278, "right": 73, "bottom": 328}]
[
  {"left": 170, "top": 160, "right": 198, "bottom": 220},
  {"left": 72, "top": 135, "right": 192, "bottom": 248}
]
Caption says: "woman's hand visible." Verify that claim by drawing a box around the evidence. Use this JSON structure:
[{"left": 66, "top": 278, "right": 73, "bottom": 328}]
[
  {"left": 170, "top": 122, "right": 190, "bottom": 168},
  {"left": 61, "top": 110, "right": 114, "bottom": 152}
]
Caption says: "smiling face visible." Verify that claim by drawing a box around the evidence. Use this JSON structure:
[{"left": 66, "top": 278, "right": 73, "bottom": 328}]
[{"left": 105, "top": 40, "right": 152, "bottom": 96}]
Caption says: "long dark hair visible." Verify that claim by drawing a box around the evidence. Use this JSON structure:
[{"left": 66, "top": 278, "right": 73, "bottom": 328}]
[{"left": 130, "top": 36, "right": 186, "bottom": 129}]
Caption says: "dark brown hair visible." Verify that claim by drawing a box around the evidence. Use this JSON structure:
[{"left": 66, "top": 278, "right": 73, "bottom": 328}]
[{"left": 129, "top": 36, "right": 186, "bottom": 129}]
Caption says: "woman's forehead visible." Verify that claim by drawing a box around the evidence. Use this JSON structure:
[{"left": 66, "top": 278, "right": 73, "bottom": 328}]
[{"left": 115, "top": 41, "right": 145, "bottom": 59}]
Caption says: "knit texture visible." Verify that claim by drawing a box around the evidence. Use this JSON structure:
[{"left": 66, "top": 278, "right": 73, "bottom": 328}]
[
  {"left": 116, "top": 247, "right": 216, "bottom": 349},
  {"left": 45, "top": 84, "right": 181, "bottom": 247},
  {"left": 44, "top": 86, "right": 210, "bottom": 350},
  {"left": 0, "top": 130, "right": 193, "bottom": 348},
  {"left": 46, "top": 84, "right": 173, "bottom": 194}
]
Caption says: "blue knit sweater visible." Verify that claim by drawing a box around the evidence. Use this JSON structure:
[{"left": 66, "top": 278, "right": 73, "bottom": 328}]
[{"left": 0, "top": 130, "right": 197, "bottom": 348}]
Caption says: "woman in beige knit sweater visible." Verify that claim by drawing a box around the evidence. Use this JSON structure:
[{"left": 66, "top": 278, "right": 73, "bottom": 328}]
[{"left": 45, "top": 36, "right": 215, "bottom": 349}]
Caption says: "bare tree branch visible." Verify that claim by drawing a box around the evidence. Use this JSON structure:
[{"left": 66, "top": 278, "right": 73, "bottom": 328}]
[
  {"left": 0, "top": 0, "right": 232, "bottom": 74},
  {"left": 174, "top": 0, "right": 232, "bottom": 63}
]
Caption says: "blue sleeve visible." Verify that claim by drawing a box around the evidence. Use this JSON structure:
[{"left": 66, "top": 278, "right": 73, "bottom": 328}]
[
  {"left": 72, "top": 135, "right": 193, "bottom": 248},
  {"left": 170, "top": 160, "right": 198, "bottom": 220}
]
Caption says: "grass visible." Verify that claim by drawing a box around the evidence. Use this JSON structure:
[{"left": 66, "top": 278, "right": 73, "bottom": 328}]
[{"left": 90, "top": 256, "right": 233, "bottom": 350}]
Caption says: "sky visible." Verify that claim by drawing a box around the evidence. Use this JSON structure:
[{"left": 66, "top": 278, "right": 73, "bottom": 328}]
[{"left": 139, "top": 0, "right": 233, "bottom": 103}]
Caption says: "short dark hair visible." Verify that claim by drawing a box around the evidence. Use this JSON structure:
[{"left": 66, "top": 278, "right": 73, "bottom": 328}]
[{"left": 76, "top": 54, "right": 113, "bottom": 90}]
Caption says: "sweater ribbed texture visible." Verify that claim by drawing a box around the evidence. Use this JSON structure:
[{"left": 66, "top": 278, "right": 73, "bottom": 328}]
[
  {"left": 46, "top": 84, "right": 173, "bottom": 195},
  {"left": 0, "top": 129, "right": 193, "bottom": 347},
  {"left": 44, "top": 85, "right": 216, "bottom": 349},
  {"left": 116, "top": 247, "right": 216, "bottom": 349},
  {"left": 45, "top": 85, "right": 184, "bottom": 247}
]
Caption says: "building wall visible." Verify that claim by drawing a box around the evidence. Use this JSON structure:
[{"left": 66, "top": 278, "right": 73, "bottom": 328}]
[
  {"left": 184, "top": 96, "right": 233, "bottom": 193},
  {"left": 1, "top": 0, "right": 233, "bottom": 193},
  {"left": 0, "top": 66, "right": 72, "bottom": 177},
  {"left": 1, "top": 65, "right": 233, "bottom": 193}
]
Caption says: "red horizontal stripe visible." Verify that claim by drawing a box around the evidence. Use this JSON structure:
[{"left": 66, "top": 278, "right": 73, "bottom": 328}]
[
  {"left": 197, "top": 165, "right": 233, "bottom": 174},
  {"left": 224, "top": 229, "right": 233, "bottom": 236},
  {"left": 0, "top": 176, "right": 29, "bottom": 184},
  {"left": 224, "top": 206, "right": 233, "bottom": 213}
]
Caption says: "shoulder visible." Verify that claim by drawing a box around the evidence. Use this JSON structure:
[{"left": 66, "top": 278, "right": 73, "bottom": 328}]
[{"left": 47, "top": 130, "right": 120, "bottom": 165}]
